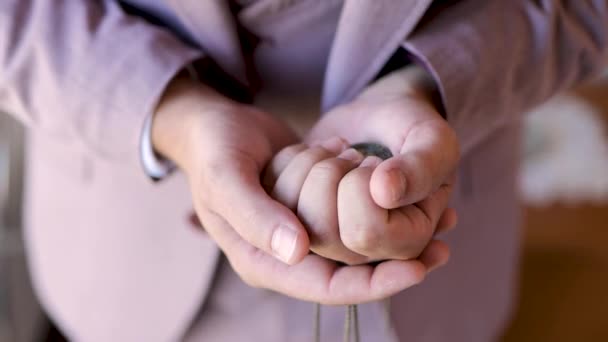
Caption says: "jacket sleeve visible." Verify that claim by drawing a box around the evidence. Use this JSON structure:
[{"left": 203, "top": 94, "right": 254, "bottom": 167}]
[
  {"left": 0, "top": 0, "right": 203, "bottom": 166},
  {"left": 404, "top": 0, "right": 608, "bottom": 153}
]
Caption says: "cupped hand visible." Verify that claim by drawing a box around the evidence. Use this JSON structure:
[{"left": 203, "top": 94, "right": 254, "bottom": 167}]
[
  {"left": 264, "top": 140, "right": 457, "bottom": 266},
  {"left": 154, "top": 74, "right": 437, "bottom": 304},
  {"left": 302, "top": 65, "right": 460, "bottom": 263},
  {"left": 152, "top": 74, "right": 308, "bottom": 265}
]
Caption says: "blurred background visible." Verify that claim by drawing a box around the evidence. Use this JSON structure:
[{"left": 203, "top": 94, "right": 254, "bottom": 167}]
[{"left": 1, "top": 78, "right": 607, "bottom": 341}]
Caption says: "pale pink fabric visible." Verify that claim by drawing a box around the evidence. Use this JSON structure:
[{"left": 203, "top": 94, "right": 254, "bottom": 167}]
[{"left": 1, "top": 0, "right": 607, "bottom": 341}]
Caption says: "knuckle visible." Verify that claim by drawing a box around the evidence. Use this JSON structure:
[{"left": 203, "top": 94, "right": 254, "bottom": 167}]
[
  {"left": 405, "top": 160, "right": 433, "bottom": 197},
  {"left": 241, "top": 208, "right": 270, "bottom": 237},
  {"left": 339, "top": 168, "right": 366, "bottom": 189},
  {"left": 296, "top": 146, "right": 330, "bottom": 163},
  {"left": 309, "top": 160, "right": 343, "bottom": 181},
  {"left": 408, "top": 210, "right": 434, "bottom": 243},
  {"left": 308, "top": 225, "right": 338, "bottom": 248},
  {"left": 401, "top": 219, "right": 434, "bottom": 258},
  {"left": 300, "top": 146, "right": 332, "bottom": 164},
  {"left": 301, "top": 213, "right": 340, "bottom": 247},
  {"left": 341, "top": 222, "right": 382, "bottom": 255},
  {"left": 279, "top": 144, "right": 307, "bottom": 159},
  {"left": 233, "top": 206, "right": 277, "bottom": 252}
]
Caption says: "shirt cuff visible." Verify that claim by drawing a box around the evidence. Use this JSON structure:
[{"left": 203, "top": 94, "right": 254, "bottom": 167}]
[
  {"left": 139, "top": 62, "right": 203, "bottom": 181},
  {"left": 140, "top": 113, "right": 176, "bottom": 180}
]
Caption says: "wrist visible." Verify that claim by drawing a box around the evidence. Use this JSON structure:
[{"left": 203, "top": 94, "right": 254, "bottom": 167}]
[
  {"left": 359, "top": 65, "right": 438, "bottom": 103},
  {"left": 356, "top": 64, "right": 445, "bottom": 118},
  {"left": 403, "top": 65, "right": 445, "bottom": 116},
  {"left": 151, "top": 72, "right": 238, "bottom": 173}
]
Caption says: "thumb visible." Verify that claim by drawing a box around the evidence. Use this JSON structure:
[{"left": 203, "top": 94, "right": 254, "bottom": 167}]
[
  {"left": 370, "top": 120, "right": 460, "bottom": 209},
  {"left": 201, "top": 156, "right": 310, "bottom": 265}
]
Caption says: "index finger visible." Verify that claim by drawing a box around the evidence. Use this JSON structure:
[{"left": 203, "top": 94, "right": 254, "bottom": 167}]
[{"left": 199, "top": 209, "right": 428, "bottom": 305}]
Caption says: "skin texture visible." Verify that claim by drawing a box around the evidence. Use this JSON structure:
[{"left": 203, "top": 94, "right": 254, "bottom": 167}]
[
  {"left": 264, "top": 139, "right": 457, "bottom": 266},
  {"left": 153, "top": 65, "right": 460, "bottom": 304},
  {"left": 277, "top": 66, "right": 461, "bottom": 266}
]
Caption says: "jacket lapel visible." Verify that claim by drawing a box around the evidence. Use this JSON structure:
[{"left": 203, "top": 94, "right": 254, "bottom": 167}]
[
  {"left": 177, "top": 0, "right": 249, "bottom": 85},
  {"left": 322, "top": 0, "right": 434, "bottom": 110}
]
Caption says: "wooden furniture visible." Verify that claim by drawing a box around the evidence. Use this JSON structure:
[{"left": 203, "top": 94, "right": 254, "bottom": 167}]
[{"left": 503, "top": 79, "right": 608, "bottom": 341}]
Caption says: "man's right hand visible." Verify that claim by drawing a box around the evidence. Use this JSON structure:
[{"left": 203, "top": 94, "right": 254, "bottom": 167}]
[{"left": 151, "top": 74, "right": 441, "bottom": 305}]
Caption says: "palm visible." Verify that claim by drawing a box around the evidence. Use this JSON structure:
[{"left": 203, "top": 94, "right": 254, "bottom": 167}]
[
  {"left": 307, "top": 95, "right": 441, "bottom": 156},
  {"left": 299, "top": 68, "right": 460, "bottom": 264}
]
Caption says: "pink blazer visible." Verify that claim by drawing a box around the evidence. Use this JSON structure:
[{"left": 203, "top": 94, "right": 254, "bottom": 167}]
[{"left": 1, "top": 0, "right": 606, "bottom": 340}]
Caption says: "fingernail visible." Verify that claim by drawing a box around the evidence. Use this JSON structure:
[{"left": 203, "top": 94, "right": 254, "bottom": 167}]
[
  {"left": 337, "top": 148, "right": 364, "bottom": 163},
  {"left": 271, "top": 226, "right": 299, "bottom": 264},
  {"left": 320, "top": 137, "right": 348, "bottom": 154},
  {"left": 359, "top": 156, "right": 383, "bottom": 168},
  {"left": 388, "top": 168, "right": 407, "bottom": 203}
]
